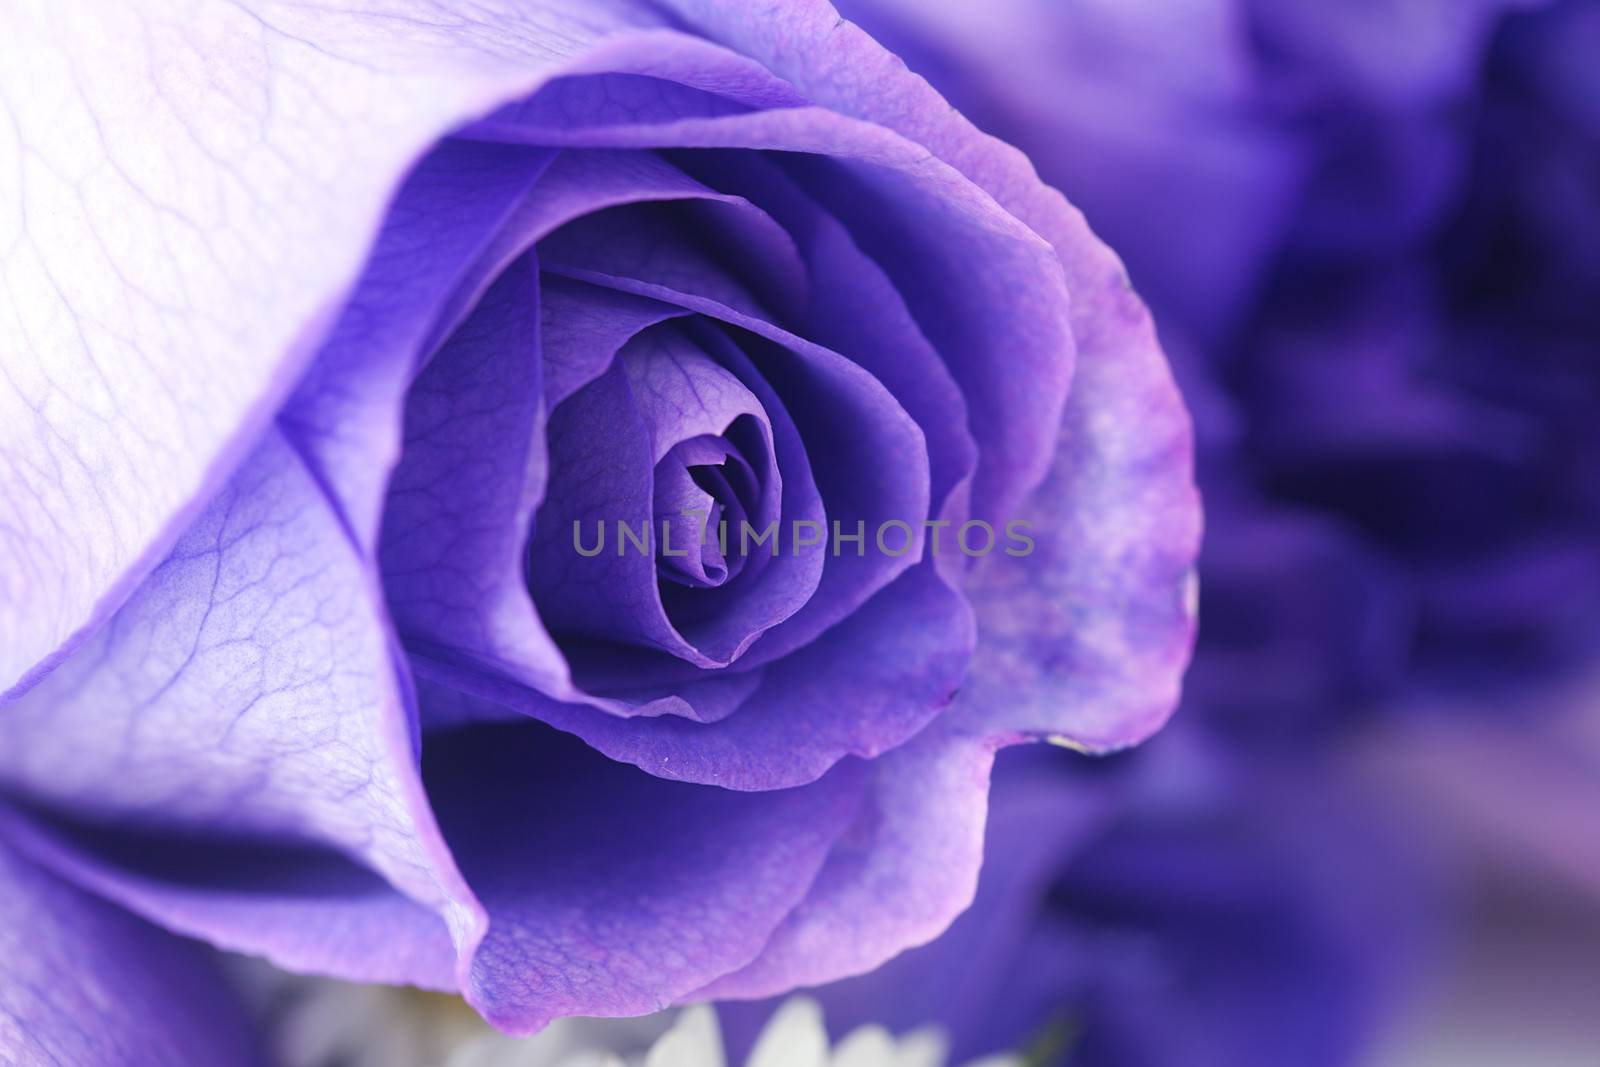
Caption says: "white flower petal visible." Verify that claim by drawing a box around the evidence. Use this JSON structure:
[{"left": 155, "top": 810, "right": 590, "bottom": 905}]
[
  {"left": 646, "top": 1004, "right": 727, "bottom": 1067},
  {"left": 831, "top": 1025, "right": 897, "bottom": 1067},
  {"left": 249, "top": 966, "right": 1018, "bottom": 1067},
  {"left": 890, "top": 1028, "right": 950, "bottom": 1067},
  {"left": 746, "top": 998, "right": 831, "bottom": 1067}
]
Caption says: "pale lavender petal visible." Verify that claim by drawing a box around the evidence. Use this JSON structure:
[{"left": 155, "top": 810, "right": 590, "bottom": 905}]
[
  {"left": 954, "top": 289, "right": 1201, "bottom": 747},
  {"left": 0, "top": 0, "right": 667, "bottom": 696},
  {"left": 0, "top": 430, "right": 483, "bottom": 984}
]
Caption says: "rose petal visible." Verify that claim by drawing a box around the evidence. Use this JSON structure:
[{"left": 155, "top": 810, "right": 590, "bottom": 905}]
[
  {"left": 529, "top": 564, "right": 974, "bottom": 789},
  {"left": 531, "top": 150, "right": 810, "bottom": 323},
  {"left": 716, "top": 746, "right": 1111, "bottom": 1059},
  {"left": 681, "top": 150, "right": 978, "bottom": 543},
  {"left": 281, "top": 139, "right": 555, "bottom": 550},
  {"left": 379, "top": 253, "right": 571, "bottom": 697},
  {"left": 0, "top": 839, "right": 262, "bottom": 1066},
  {"left": 0, "top": 430, "right": 483, "bottom": 985},
  {"left": 533, "top": 272, "right": 930, "bottom": 673},
  {"left": 418, "top": 707, "right": 868, "bottom": 1030},
  {"left": 529, "top": 322, "right": 818, "bottom": 669},
  {"left": 0, "top": 804, "right": 460, "bottom": 988},
  {"left": 695, "top": 716, "right": 998, "bottom": 996},
  {"left": 392, "top": 275, "right": 691, "bottom": 698}
]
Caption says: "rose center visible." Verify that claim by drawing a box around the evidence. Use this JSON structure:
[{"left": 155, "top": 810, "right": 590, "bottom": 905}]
[{"left": 652, "top": 416, "right": 767, "bottom": 601}]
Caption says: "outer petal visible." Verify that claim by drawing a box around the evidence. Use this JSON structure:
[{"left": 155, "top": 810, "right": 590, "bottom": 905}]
[
  {"left": 0, "top": 0, "right": 666, "bottom": 694},
  {"left": 0, "top": 802, "right": 462, "bottom": 989},
  {"left": 695, "top": 718, "right": 998, "bottom": 998},
  {"left": 525, "top": 565, "right": 973, "bottom": 790},
  {"left": 715, "top": 746, "right": 1112, "bottom": 1059},
  {"left": 419, "top": 708, "right": 869, "bottom": 1031},
  {"left": 955, "top": 299, "right": 1201, "bottom": 751},
  {"left": 0, "top": 430, "right": 482, "bottom": 987},
  {"left": 0, "top": 840, "right": 262, "bottom": 1066},
  {"left": 722, "top": 733, "right": 1433, "bottom": 1067}
]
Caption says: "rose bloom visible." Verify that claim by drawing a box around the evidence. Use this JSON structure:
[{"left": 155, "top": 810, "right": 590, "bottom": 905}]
[{"left": 0, "top": 0, "right": 1197, "bottom": 1056}]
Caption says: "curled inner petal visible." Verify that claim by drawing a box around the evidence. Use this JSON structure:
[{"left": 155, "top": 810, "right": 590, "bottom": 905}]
[
  {"left": 528, "top": 321, "right": 823, "bottom": 669},
  {"left": 654, "top": 431, "right": 763, "bottom": 590}
]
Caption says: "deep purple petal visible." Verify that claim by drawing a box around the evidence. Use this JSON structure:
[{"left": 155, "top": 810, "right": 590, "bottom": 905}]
[
  {"left": 531, "top": 149, "right": 811, "bottom": 323},
  {"left": 529, "top": 322, "right": 820, "bottom": 670},
  {"left": 681, "top": 150, "right": 979, "bottom": 548},
  {"left": 418, "top": 707, "right": 868, "bottom": 1030},
  {"left": 380, "top": 253, "right": 570, "bottom": 696},
  {"left": 535, "top": 270, "right": 931, "bottom": 677},
  {"left": 391, "top": 274, "right": 691, "bottom": 698},
  {"left": 281, "top": 140, "right": 554, "bottom": 549},
  {"left": 526, "top": 564, "right": 974, "bottom": 789},
  {"left": 695, "top": 717, "right": 999, "bottom": 997}
]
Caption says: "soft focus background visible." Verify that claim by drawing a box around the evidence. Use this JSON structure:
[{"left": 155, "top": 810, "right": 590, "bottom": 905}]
[{"left": 254, "top": 1, "right": 1600, "bottom": 1064}]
